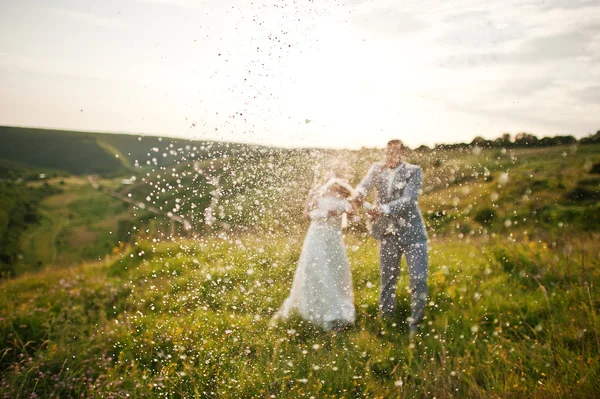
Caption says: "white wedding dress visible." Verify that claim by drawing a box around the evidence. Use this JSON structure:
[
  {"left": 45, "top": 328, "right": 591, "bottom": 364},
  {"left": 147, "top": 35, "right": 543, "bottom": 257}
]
[{"left": 274, "top": 195, "right": 355, "bottom": 330}]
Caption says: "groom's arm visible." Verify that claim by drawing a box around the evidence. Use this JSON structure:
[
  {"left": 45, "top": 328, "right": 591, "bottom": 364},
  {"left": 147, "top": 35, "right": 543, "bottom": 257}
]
[
  {"left": 354, "top": 163, "right": 380, "bottom": 199},
  {"left": 381, "top": 167, "right": 423, "bottom": 216}
]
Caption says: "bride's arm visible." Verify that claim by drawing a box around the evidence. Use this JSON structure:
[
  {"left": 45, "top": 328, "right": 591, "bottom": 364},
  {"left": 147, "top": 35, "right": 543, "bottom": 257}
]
[
  {"left": 305, "top": 189, "right": 334, "bottom": 219},
  {"left": 303, "top": 188, "right": 318, "bottom": 218},
  {"left": 326, "top": 198, "right": 353, "bottom": 217}
]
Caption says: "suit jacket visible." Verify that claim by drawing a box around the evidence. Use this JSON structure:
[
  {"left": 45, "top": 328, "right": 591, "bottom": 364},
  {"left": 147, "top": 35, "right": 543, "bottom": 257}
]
[{"left": 356, "top": 162, "right": 428, "bottom": 244}]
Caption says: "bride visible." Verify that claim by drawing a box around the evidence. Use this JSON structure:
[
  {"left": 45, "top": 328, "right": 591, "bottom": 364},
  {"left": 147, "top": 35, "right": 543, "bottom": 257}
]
[{"left": 273, "top": 175, "right": 356, "bottom": 330}]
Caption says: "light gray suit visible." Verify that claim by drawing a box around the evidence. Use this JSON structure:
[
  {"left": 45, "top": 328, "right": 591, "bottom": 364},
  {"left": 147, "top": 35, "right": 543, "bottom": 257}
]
[{"left": 356, "top": 162, "right": 429, "bottom": 330}]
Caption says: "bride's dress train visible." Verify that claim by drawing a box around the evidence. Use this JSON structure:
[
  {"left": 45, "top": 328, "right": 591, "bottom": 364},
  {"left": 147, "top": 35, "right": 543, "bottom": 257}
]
[{"left": 274, "top": 195, "right": 355, "bottom": 330}]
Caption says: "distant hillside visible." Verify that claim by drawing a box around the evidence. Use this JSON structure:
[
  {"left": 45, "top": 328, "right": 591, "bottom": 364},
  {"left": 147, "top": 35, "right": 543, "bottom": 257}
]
[
  {"left": 0, "top": 127, "right": 124, "bottom": 175},
  {"left": 96, "top": 131, "right": 266, "bottom": 169},
  {"left": 0, "top": 126, "right": 269, "bottom": 176}
]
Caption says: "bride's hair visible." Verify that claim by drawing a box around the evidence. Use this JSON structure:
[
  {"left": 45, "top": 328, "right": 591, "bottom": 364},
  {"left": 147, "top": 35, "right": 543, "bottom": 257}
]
[
  {"left": 320, "top": 178, "right": 355, "bottom": 199},
  {"left": 306, "top": 159, "right": 352, "bottom": 214},
  {"left": 305, "top": 176, "right": 354, "bottom": 216},
  {"left": 329, "top": 183, "right": 353, "bottom": 199}
]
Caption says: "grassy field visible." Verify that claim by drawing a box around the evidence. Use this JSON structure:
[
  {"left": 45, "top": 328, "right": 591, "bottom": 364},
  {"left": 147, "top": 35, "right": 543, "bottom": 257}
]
[
  {"left": 0, "top": 233, "right": 598, "bottom": 398},
  {"left": 14, "top": 177, "right": 141, "bottom": 273},
  {"left": 0, "top": 144, "right": 599, "bottom": 397}
]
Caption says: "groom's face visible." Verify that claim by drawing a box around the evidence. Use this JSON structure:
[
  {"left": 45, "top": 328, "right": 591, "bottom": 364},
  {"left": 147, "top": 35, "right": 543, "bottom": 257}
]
[{"left": 385, "top": 144, "right": 404, "bottom": 168}]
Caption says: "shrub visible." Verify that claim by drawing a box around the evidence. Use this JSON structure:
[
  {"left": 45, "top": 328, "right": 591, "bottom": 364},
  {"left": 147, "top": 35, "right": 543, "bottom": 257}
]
[
  {"left": 564, "top": 186, "right": 599, "bottom": 202},
  {"left": 474, "top": 208, "right": 497, "bottom": 226}
]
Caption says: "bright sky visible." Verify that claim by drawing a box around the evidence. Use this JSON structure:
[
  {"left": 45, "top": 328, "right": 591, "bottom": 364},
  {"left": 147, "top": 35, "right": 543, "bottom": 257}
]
[{"left": 1, "top": 0, "right": 599, "bottom": 149}]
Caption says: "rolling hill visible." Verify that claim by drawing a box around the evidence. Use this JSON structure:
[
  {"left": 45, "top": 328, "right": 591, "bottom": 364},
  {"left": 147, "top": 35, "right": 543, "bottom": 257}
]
[
  {"left": 0, "top": 127, "right": 124, "bottom": 175},
  {"left": 0, "top": 126, "right": 268, "bottom": 177}
]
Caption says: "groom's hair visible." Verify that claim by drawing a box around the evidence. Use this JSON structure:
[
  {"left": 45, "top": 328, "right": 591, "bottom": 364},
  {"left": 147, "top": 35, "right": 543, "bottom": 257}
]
[{"left": 387, "top": 139, "right": 405, "bottom": 148}]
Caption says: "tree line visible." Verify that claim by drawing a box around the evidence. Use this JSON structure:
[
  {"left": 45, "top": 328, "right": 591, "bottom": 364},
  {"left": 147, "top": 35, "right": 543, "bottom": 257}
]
[{"left": 414, "top": 130, "right": 600, "bottom": 151}]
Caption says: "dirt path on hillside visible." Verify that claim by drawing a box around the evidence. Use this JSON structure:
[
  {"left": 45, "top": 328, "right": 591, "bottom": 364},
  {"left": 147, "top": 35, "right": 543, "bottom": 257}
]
[{"left": 87, "top": 175, "right": 192, "bottom": 232}]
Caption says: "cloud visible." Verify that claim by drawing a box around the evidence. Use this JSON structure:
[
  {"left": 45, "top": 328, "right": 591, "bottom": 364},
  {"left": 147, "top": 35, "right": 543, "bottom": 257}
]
[
  {"left": 439, "top": 23, "right": 600, "bottom": 68},
  {"left": 534, "top": 0, "right": 599, "bottom": 10},
  {"left": 352, "top": 6, "right": 426, "bottom": 37},
  {"left": 134, "top": 0, "right": 197, "bottom": 6},
  {"left": 511, "top": 29, "right": 595, "bottom": 63},
  {"left": 436, "top": 73, "right": 600, "bottom": 137},
  {"left": 432, "top": 0, "right": 600, "bottom": 68},
  {"left": 497, "top": 78, "right": 558, "bottom": 98},
  {"left": 136, "top": 0, "right": 185, "bottom": 4},
  {"left": 440, "top": 11, "right": 524, "bottom": 49},
  {"left": 442, "top": 9, "right": 489, "bottom": 22},
  {"left": 133, "top": 0, "right": 238, "bottom": 9},
  {"left": 47, "top": 7, "right": 130, "bottom": 30},
  {"left": 574, "top": 85, "right": 600, "bottom": 103},
  {"left": 0, "top": 52, "right": 141, "bottom": 84}
]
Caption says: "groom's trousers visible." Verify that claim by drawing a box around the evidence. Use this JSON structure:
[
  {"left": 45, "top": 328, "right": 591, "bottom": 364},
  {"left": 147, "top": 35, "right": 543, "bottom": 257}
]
[{"left": 379, "top": 236, "right": 428, "bottom": 329}]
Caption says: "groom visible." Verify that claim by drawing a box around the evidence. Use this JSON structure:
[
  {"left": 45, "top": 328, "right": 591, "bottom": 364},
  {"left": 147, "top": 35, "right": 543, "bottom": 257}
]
[{"left": 353, "top": 140, "right": 429, "bottom": 336}]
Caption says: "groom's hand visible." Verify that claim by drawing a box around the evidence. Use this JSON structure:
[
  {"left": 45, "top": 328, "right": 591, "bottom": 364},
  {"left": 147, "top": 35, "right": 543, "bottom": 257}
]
[{"left": 366, "top": 206, "right": 384, "bottom": 219}]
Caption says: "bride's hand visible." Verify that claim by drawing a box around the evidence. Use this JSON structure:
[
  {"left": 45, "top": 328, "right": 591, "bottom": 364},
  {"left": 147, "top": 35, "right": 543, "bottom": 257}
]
[{"left": 351, "top": 194, "right": 364, "bottom": 206}]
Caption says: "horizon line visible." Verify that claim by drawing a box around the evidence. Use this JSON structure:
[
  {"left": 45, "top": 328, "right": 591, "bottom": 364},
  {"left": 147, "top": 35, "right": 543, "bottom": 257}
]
[{"left": 1, "top": 123, "right": 595, "bottom": 151}]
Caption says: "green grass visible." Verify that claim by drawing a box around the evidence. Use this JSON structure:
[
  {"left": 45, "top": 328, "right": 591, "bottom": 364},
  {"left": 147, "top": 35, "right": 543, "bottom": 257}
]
[
  {"left": 14, "top": 177, "right": 142, "bottom": 272},
  {"left": 0, "top": 233, "right": 598, "bottom": 398},
  {"left": 0, "top": 181, "right": 61, "bottom": 275},
  {"left": 96, "top": 139, "right": 134, "bottom": 171},
  {"left": 16, "top": 208, "right": 62, "bottom": 273}
]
